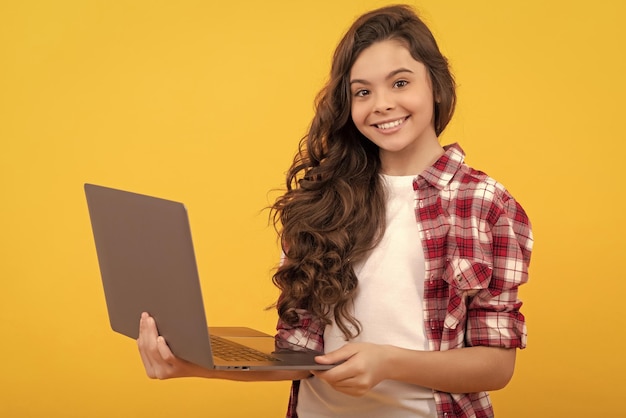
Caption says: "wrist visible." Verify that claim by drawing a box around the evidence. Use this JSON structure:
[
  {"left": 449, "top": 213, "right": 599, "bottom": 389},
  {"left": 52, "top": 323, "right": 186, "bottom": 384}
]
[
  {"left": 384, "top": 345, "right": 424, "bottom": 383},
  {"left": 382, "top": 344, "right": 406, "bottom": 381}
]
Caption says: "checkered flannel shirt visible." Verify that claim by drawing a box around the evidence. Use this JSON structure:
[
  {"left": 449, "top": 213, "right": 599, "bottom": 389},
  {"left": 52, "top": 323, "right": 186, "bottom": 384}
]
[{"left": 276, "top": 143, "right": 533, "bottom": 418}]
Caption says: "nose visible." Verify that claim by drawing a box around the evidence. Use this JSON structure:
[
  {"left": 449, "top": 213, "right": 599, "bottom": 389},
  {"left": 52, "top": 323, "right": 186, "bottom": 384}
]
[{"left": 373, "top": 91, "right": 394, "bottom": 113}]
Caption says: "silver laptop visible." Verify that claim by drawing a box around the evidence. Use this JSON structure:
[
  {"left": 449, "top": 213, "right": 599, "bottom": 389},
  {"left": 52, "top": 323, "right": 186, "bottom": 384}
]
[{"left": 84, "top": 183, "right": 332, "bottom": 371}]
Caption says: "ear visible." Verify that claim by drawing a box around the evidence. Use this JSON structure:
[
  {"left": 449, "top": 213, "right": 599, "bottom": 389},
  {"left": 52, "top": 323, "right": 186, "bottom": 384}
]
[
  {"left": 434, "top": 87, "right": 442, "bottom": 104},
  {"left": 432, "top": 84, "right": 441, "bottom": 104}
]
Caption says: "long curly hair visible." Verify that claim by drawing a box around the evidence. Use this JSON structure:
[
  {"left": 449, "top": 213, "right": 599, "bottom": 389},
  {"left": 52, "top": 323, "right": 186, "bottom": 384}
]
[{"left": 271, "top": 4, "right": 456, "bottom": 339}]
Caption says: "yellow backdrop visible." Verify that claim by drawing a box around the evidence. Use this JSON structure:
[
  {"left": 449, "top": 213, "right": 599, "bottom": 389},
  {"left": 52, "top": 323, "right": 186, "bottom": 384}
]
[{"left": 1, "top": 0, "right": 624, "bottom": 417}]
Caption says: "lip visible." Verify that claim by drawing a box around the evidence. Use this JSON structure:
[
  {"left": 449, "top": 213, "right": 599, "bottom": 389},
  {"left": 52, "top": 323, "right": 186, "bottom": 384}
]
[{"left": 371, "top": 116, "right": 409, "bottom": 131}]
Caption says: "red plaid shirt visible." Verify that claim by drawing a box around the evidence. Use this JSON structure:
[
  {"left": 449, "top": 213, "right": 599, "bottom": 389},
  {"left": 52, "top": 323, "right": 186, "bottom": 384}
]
[{"left": 276, "top": 143, "right": 533, "bottom": 418}]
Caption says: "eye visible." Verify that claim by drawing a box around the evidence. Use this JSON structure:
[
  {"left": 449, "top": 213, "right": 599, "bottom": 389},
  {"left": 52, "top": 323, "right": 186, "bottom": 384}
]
[
  {"left": 393, "top": 80, "right": 409, "bottom": 88},
  {"left": 354, "top": 89, "right": 370, "bottom": 97}
]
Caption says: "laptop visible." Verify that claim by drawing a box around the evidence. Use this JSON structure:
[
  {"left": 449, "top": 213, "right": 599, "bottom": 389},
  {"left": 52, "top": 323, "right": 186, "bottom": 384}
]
[{"left": 84, "top": 183, "right": 332, "bottom": 371}]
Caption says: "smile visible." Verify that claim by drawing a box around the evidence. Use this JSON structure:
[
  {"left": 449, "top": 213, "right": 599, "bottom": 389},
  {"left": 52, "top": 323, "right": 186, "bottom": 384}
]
[{"left": 375, "top": 117, "right": 407, "bottom": 130}]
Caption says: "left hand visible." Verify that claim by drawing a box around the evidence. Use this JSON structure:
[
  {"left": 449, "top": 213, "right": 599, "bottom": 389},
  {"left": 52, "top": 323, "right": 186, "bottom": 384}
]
[{"left": 311, "top": 342, "right": 391, "bottom": 397}]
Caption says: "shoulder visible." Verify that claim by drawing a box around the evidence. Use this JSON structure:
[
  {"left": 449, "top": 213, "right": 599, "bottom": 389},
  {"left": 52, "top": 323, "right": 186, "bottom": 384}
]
[
  {"left": 436, "top": 144, "right": 516, "bottom": 207},
  {"left": 451, "top": 163, "right": 533, "bottom": 260},
  {"left": 447, "top": 163, "right": 530, "bottom": 229}
]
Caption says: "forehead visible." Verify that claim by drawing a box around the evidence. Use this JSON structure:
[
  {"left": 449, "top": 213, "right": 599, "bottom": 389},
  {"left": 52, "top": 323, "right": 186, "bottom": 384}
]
[{"left": 350, "top": 39, "right": 425, "bottom": 80}]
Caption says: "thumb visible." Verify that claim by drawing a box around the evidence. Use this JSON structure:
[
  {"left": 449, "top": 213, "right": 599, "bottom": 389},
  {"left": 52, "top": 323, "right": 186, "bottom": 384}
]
[{"left": 315, "top": 343, "right": 355, "bottom": 364}]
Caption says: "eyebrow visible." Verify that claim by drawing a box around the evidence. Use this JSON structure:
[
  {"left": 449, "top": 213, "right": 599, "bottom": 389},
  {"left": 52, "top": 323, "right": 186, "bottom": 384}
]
[{"left": 349, "top": 67, "right": 414, "bottom": 85}]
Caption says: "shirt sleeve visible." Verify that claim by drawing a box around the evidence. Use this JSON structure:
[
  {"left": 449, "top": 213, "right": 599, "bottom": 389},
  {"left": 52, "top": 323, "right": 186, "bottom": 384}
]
[
  {"left": 465, "top": 189, "right": 533, "bottom": 349},
  {"left": 274, "top": 250, "right": 326, "bottom": 352},
  {"left": 275, "top": 307, "right": 325, "bottom": 353}
]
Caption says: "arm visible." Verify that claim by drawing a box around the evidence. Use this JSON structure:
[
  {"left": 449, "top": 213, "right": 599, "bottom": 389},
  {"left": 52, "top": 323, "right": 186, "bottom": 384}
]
[
  {"left": 312, "top": 343, "right": 515, "bottom": 397},
  {"left": 137, "top": 312, "right": 310, "bottom": 381},
  {"left": 312, "top": 186, "right": 531, "bottom": 397},
  {"left": 387, "top": 345, "right": 515, "bottom": 392}
]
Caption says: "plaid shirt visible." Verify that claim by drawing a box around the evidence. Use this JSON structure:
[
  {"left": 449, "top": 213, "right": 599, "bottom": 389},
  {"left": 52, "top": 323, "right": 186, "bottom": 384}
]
[{"left": 276, "top": 143, "right": 533, "bottom": 418}]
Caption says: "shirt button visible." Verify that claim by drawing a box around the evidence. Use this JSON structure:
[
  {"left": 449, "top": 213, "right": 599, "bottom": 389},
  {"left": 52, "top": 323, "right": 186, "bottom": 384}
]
[
  {"left": 425, "top": 231, "right": 431, "bottom": 239},
  {"left": 419, "top": 200, "right": 424, "bottom": 208}
]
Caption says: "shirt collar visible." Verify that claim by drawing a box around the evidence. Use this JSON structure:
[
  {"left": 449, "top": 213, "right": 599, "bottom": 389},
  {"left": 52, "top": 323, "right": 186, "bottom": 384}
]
[{"left": 414, "top": 143, "right": 465, "bottom": 191}]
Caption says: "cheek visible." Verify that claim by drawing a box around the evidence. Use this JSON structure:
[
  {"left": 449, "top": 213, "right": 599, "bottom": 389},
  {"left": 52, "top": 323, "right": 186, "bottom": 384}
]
[
  {"left": 408, "top": 95, "right": 435, "bottom": 119},
  {"left": 350, "top": 102, "right": 368, "bottom": 126}
]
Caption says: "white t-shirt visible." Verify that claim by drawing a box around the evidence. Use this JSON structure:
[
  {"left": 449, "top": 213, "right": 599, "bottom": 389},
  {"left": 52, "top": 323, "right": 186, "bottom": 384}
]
[{"left": 297, "top": 174, "right": 436, "bottom": 418}]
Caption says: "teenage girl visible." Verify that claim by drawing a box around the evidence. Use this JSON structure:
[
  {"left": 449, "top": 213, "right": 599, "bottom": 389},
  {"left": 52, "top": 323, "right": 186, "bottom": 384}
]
[{"left": 137, "top": 5, "right": 533, "bottom": 418}]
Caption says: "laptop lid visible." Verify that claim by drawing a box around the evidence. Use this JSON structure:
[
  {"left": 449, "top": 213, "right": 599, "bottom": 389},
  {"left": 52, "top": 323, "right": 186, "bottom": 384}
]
[
  {"left": 85, "top": 183, "right": 333, "bottom": 371},
  {"left": 85, "top": 183, "right": 215, "bottom": 369}
]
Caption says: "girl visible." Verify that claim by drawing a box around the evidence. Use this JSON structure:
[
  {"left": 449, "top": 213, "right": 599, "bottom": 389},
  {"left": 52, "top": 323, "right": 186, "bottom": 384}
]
[{"left": 137, "top": 4, "right": 533, "bottom": 418}]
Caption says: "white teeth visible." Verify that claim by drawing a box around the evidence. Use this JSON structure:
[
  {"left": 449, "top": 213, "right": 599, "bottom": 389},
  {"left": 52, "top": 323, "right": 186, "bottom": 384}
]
[{"left": 377, "top": 118, "right": 405, "bottom": 130}]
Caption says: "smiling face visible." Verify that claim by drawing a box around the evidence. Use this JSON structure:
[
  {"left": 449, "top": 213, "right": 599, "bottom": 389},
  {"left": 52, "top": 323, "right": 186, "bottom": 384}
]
[{"left": 349, "top": 39, "right": 441, "bottom": 175}]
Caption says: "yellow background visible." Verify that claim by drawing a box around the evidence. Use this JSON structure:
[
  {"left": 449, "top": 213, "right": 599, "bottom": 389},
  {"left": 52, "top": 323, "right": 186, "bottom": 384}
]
[{"left": 1, "top": 0, "right": 624, "bottom": 416}]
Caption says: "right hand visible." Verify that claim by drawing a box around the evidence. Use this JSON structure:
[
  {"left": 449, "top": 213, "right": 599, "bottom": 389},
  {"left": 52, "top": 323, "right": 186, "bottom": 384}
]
[
  {"left": 136, "top": 312, "right": 210, "bottom": 379},
  {"left": 136, "top": 312, "right": 313, "bottom": 382}
]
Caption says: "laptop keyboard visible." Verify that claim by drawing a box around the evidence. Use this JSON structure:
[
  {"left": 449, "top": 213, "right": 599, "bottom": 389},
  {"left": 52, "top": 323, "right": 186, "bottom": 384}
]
[{"left": 210, "top": 335, "right": 280, "bottom": 362}]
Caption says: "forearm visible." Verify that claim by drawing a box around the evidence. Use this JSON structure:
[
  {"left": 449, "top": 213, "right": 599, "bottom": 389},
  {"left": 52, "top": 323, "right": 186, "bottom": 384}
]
[
  {"left": 138, "top": 313, "right": 312, "bottom": 382},
  {"left": 385, "top": 345, "right": 516, "bottom": 394}
]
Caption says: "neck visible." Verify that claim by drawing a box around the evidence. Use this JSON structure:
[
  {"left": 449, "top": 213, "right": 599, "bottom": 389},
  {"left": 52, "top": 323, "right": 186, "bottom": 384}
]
[{"left": 379, "top": 137, "right": 445, "bottom": 176}]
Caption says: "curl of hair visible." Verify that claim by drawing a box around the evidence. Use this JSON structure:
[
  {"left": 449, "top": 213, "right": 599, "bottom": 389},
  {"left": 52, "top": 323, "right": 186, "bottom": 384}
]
[{"left": 271, "top": 4, "right": 456, "bottom": 339}]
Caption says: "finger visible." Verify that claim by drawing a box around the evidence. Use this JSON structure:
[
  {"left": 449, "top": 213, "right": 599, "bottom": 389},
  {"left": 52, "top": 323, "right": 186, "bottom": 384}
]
[
  {"left": 139, "top": 314, "right": 168, "bottom": 376},
  {"left": 333, "top": 380, "right": 369, "bottom": 397},
  {"left": 312, "top": 371, "right": 365, "bottom": 397},
  {"left": 137, "top": 314, "right": 157, "bottom": 378},
  {"left": 313, "top": 348, "right": 370, "bottom": 386},
  {"left": 316, "top": 368, "right": 370, "bottom": 397},
  {"left": 156, "top": 336, "right": 176, "bottom": 364},
  {"left": 140, "top": 312, "right": 159, "bottom": 339},
  {"left": 312, "top": 361, "right": 356, "bottom": 384},
  {"left": 151, "top": 336, "right": 176, "bottom": 379}
]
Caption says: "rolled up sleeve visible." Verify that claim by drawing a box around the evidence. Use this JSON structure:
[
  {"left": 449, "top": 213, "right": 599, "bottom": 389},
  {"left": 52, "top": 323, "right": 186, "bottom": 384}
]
[
  {"left": 466, "top": 192, "right": 533, "bottom": 349},
  {"left": 275, "top": 308, "right": 325, "bottom": 353}
]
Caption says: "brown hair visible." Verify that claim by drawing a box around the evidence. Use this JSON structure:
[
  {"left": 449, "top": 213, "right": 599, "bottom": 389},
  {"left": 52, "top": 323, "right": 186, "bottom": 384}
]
[{"left": 271, "top": 4, "right": 456, "bottom": 339}]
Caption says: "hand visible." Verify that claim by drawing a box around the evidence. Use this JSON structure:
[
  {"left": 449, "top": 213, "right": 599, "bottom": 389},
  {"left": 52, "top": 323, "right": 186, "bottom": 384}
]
[
  {"left": 136, "top": 312, "right": 207, "bottom": 379},
  {"left": 311, "top": 342, "right": 391, "bottom": 397},
  {"left": 136, "top": 313, "right": 312, "bottom": 382}
]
